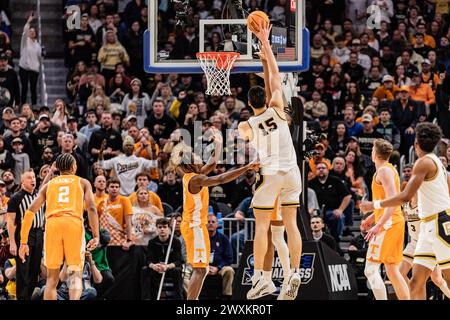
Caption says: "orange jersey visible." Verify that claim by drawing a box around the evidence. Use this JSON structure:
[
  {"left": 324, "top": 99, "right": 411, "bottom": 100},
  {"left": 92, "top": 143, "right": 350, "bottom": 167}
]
[
  {"left": 99, "top": 195, "right": 133, "bottom": 228},
  {"left": 182, "top": 172, "right": 209, "bottom": 227},
  {"left": 46, "top": 175, "right": 84, "bottom": 220},
  {"left": 94, "top": 193, "right": 108, "bottom": 209},
  {"left": 371, "top": 163, "right": 404, "bottom": 225},
  {"left": 128, "top": 191, "right": 163, "bottom": 212},
  {"left": 134, "top": 142, "right": 160, "bottom": 180}
]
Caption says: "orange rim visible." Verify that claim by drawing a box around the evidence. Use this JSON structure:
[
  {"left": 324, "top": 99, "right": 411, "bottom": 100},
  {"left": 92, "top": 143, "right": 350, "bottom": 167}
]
[{"left": 196, "top": 52, "right": 240, "bottom": 70}]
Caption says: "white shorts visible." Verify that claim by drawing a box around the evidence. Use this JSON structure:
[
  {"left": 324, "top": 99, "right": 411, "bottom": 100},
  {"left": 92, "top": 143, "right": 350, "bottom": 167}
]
[
  {"left": 413, "top": 212, "right": 450, "bottom": 270},
  {"left": 403, "top": 240, "right": 417, "bottom": 264},
  {"left": 252, "top": 166, "right": 302, "bottom": 212}
]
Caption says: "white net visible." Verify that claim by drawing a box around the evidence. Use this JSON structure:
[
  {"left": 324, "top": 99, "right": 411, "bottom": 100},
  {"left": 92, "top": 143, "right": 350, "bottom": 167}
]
[{"left": 196, "top": 52, "right": 240, "bottom": 96}]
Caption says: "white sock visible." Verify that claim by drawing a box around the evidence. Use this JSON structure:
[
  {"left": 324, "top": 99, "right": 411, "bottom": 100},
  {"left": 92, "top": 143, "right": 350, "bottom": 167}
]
[
  {"left": 271, "top": 225, "right": 291, "bottom": 283},
  {"left": 263, "top": 270, "right": 272, "bottom": 282},
  {"left": 253, "top": 269, "right": 263, "bottom": 284}
]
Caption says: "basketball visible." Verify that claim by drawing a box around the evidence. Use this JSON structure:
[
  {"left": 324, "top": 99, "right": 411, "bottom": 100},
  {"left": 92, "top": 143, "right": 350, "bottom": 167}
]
[{"left": 246, "top": 11, "right": 270, "bottom": 34}]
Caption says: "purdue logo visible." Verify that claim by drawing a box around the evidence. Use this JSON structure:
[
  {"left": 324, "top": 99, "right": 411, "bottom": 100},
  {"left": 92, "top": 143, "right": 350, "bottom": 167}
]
[{"left": 443, "top": 222, "right": 450, "bottom": 236}]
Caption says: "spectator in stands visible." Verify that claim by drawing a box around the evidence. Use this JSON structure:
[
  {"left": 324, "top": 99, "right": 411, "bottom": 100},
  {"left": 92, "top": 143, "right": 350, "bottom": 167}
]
[
  {"left": 390, "top": 86, "right": 423, "bottom": 158},
  {"left": 143, "top": 218, "right": 183, "bottom": 300},
  {"left": 128, "top": 172, "right": 163, "bottom": 212},
  {"left": 308, "top": 143, "right": 332, "bottom": 181},
  {"left": 108, "top": 73, "right": 128, "bottom": 104},
  {"left": 2, "top": 170, "right": 18, "bottom": 197},
  {"left": 435, "top": 72, "right": 450, "bottom": 139},
  {"left": 130, "top": 187, "right": 163, "bottom": 246},
  {"left": 97, "top": 30, "right": 130, "bottom": 86},
  {"left": 329, "top": 121, "right": 349, "bottom": 157},
  {"left": 29, "top": 113, "right": 59, "bottom": 160},
  {"left": 98, "top": 136, "right": 158, "bottom": 196},
  {"left": 121, "top": 78, "right": 151, "bottom": 129},
  {"left": 0, "top": 52, "right": 19, "bottom": 109},
  {"left": 3, "top": 257, "right": 16, "bottom": 299},
  {"left": 68, "top": 13, "right": 96, "bottom": 66},
  {"left": 357, "top": 114, "right": 384, "bottom": 157},
  {"left": 343, "top": 106, "right": 363, "bottom": 137},
  {"left": 11, "top": 138, "right": 30, "bottom": 184},
  {"left": 309, "top": 162, "right": 352, "bottom": 241},
  {"left": 56, "top": 133, "right": 88, "bottom": 179},
  {"left": 157, "top": 167, "right": 183, "bottom": 212},
  {"left": 408, "top": 72, "right": 435, "bottom": 116},
  {"left": 0, "top": 136, "right": 14, "bottom": 177},
  {"left": 310, "top": 215, "right": 338, "bottom": 252},
  {"left": 144, "top": 99, "right": 177, "bottom": 144},
  {"left": 373, "top": 75, "right": 399, "bottom": 102},
  {"left": 304, "top": 91, "right": 328, "bottom": 121},
  {"left": 79, "top": 111, "right": 100, "bottom": 141},
  {"left": 88, "top": 112, "right": 123, "bottom": 161},
  {"left": 50, "top": 99, "right": 68, "bottom": 132},
  {"left": 19, "top": 13, "right": 41, "bottom": 107},
  {"left": 4, "top": 117, "right": 34, "bottom": 166},
  {"left": 375, "top": 108, "right": 401, "bottom": 166},
  {"left": 206, "top": 214, "right": 234, "bottom": 299}
]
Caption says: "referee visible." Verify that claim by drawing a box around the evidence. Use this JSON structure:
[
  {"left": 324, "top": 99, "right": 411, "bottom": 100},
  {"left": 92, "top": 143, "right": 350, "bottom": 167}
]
[{"left": 6, "top": 170, "right": 45, "bottom": 300}]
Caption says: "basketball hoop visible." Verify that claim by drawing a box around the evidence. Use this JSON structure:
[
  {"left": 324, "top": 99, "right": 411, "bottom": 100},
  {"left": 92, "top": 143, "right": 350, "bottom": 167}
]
[{"left": 196, "top": 52, "right": 240, "bottom": 96}]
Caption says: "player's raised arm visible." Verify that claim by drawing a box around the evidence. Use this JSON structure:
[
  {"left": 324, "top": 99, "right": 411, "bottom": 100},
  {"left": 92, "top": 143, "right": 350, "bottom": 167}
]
[
  {"left": 258, "top": 42, "right": 272, "bottom": 104},
  {"left": 200, "top": 127, "right": 222, "bottom": 175},
  {"left": 189, "top": 162, "right": 259, "bottom": 193},
  {"left": 253, "top": 23, "right": 284, "bottom": 111},
  {"left": 18, "top": 184, "right": 48, "bottom": 262},
  {"left": 82, "top": 179, "right": 100, "bottom": 251}
]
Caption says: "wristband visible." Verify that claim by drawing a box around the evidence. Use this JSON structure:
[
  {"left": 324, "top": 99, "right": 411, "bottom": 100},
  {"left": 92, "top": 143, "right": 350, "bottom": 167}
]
[{"left": 374, "top": 200, "right": 382, "bottom": 210}]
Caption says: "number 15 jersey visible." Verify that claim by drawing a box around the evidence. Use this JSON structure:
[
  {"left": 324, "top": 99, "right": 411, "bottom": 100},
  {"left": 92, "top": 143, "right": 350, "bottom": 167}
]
[
  {"left": 46, "top": 174, "right": 84, "bottom": 220},
  {"left": 247, "top": 107, "right": 297, "bottom": 175}
]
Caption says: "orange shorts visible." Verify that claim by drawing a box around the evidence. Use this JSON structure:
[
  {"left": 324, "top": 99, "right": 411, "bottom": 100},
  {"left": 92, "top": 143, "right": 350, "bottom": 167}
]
[
  {"left": 180, "top": 222, "right": 210, "bottom": 269},
  {"left": 44, "top": 216, "right": 85, "bottom": 270},
  {"left": 366, "top": 222, "right": 404, "bottom": 265}
]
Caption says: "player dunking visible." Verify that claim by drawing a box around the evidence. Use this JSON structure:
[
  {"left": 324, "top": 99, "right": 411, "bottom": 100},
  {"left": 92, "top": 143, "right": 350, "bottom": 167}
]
[
  {"left": 18, "top": 154, "right": 100, "bottom": 300},
  {"left": 400, "top": 192, "right": 450, "bottom": 298},
  {"left": 238, "top": 22, "right": 302, "bottom": 300},
  {"left": 361, "top": 123, "right": 450, "bottom": 299},
  {"left": 175, "top": 150, "right": 258, "bottom": 300},
  {"left": 360, "top": 139, "right": 410, "bottom": 300}
]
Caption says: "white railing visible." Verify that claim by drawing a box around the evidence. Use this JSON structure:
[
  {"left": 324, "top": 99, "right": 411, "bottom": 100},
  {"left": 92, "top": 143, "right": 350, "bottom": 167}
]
[
  {"left": 409, "top": 145, "right": 416, "bottom": 164},
  {"left": 37, "top": 0, "right": 48, "bottom": 106},
  {"left": 399, "top": 154, "right": 406, "bottom": 182},
  {"left": 222, "top": 217, "right": 255, "bottom": 267}
]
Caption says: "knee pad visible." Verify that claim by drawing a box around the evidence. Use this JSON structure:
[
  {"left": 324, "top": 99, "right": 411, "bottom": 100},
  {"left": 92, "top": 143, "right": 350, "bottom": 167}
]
[
  {"left": 67, "top": 269, "right": 83, "bottom": 291},
  {"left": 270, "top": 225, "right": 286, "bottom": 247},
  {"left": 364, "top": 263, "right": 384, "bottom": 290}
]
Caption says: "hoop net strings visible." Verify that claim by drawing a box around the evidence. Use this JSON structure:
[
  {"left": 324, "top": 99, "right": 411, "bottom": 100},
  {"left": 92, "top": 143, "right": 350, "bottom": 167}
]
[{"left": 197, "top": 53, "right": 239, "bottom": 96}]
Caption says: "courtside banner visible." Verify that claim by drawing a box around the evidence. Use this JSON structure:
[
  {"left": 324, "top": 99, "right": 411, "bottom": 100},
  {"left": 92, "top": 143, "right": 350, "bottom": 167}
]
[{"left": 233, "top": 240, "right": 358, "bottom": 300}]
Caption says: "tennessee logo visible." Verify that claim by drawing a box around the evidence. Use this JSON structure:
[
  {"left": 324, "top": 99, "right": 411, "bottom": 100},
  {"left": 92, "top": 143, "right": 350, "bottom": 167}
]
[{"left": 195, "top": 248, "right": 204, "bottom": 258}]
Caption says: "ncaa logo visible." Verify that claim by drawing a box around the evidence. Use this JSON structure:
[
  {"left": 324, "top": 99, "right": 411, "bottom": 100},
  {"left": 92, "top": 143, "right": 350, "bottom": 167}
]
[{"left": 242, "top": 253, "right": 315, "bottom": 285}]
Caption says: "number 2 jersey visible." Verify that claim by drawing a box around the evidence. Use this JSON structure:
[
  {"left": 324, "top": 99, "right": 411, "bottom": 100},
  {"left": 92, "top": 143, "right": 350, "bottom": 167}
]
[
  {"left": 247, "top": 107, "right": 297, "bottom": 175},
  {"left": 46, "top": 174, "right": 84, "bottom": 220}
]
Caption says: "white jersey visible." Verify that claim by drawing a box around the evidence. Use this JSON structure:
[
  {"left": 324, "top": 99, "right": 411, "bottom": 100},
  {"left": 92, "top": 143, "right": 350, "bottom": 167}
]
[
  {"left": 417, "top": 153, "right": 450, "bottom": 219},
  {"left": 403, "top": 202, "right": 420, "bottom": 242},
  {"left": 247, "top": 107, "right": 297, "bottom": 175}
]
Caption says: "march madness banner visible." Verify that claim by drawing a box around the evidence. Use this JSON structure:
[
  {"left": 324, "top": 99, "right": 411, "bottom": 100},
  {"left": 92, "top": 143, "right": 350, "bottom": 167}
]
[{"left": 232, "top": 241, "right": 358, "bottom": 300}]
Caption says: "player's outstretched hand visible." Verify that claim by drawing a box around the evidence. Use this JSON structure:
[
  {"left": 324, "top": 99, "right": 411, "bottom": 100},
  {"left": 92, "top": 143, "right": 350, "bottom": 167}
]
[
  {"left": 364, "top": 223, "right": 381, "bottom": 242},
  {"left": 360, "top": 201, "right": 374, "bottom": 214},
  {"left": 19, "top": 244, "right": 29, "bottom": 263},
  {"left": 254, "top": 21, "right": 272, "bottom": 44},
  {"left": 86, "top": 237, "right": 99, "bottom": 251}
]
